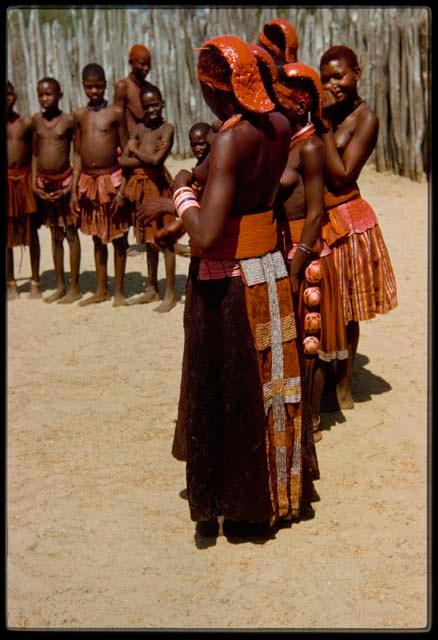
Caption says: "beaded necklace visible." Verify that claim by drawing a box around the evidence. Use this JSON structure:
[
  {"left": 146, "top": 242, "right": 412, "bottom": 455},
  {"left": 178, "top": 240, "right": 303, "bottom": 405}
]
[
  {"left": 87, "top": 100, "right": 108, "bottom": 112},
  {"left": 289, "top": 122, "right": 316, "bottom": 149},
  {"left": 41, "top": 111, "right": 62, "bottom": 129},
  {"left": 219, "top": 113, "right": 243, "bottom": 132}
]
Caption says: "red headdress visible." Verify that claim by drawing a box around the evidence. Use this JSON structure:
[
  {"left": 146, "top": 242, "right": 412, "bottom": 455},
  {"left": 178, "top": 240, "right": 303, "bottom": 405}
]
[
  {"left": 258, "top": 18, "right": 299, "bottom": 64},
  {"left": 248, "top": 43, "right": 278, "bottom": 81},
  {"left": 197, "top": 35, "right": 275, "bottom": 113},
  {"left": 278, "top": 62, "right": 323, "bottom": 117}
]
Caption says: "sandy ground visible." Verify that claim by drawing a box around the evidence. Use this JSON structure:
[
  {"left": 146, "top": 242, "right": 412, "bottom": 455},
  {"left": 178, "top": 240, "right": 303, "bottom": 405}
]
[{"left": 7, "top": 160, "right": 429, "bottom": 630}]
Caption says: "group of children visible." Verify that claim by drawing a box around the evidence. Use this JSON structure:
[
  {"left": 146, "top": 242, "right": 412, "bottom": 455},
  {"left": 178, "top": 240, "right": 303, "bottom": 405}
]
[{"left": 7, "top": 43, "right": 211, "bottom": 311}]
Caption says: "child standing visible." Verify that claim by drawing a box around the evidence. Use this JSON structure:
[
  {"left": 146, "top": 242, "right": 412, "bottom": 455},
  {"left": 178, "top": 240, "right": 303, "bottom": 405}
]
[
  {"left": 114, "top": 44, "right": 155, "bottom": 137},
  {"left": 7, "top": 81, "right": 41, "bottom": 300},
  {"left": 135, "top": 121, "right": 212, "bottom": 259},
  {"left": 32, "top": 77, "right": 81, "bottom": 304},
  {"left": 119, "top": 85, "right": 176, "bottom": 312},
  {"left": 70, "top": 63, "right": 130, "bottom": 307}
]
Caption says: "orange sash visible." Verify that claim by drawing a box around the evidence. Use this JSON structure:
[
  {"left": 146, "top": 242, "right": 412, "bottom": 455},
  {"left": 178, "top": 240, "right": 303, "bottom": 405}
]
[
  {"left": 37, "top": 165, "right": 73, "bottom": 182},
  {"left": 190, "top": 210, "right": 277, "bottom": 260},
  {"left": 285, "top": 218, "right": 323, "bottom": 253},
  {"left": 322, "top": 185, "right": 360, "bottom": 245},
  {"left": 8, "top": 166, "right": 32, "bottom": 180}
]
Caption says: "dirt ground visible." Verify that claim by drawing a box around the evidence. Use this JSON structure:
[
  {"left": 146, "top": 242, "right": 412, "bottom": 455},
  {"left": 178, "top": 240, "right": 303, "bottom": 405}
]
[{"left": 7, "top": 160, "right": 429, "bottom": 630}]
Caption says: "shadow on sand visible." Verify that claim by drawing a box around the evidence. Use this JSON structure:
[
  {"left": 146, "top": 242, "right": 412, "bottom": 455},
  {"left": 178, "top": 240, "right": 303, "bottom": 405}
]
[
  {"left": 28, "top": 270, "right": 187, "bottom": 301},
  {"left": 320, "top": 352, "right": 392, "bottom": 432}
]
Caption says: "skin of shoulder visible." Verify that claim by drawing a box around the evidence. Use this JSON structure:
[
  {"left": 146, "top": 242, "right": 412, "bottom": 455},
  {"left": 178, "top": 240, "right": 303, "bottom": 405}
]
[
  {"left": 357, "top": 104, "right": 379, "bottom": 134},
  {"left": 208, "top": 128, "right": 237, "bottom": 173},
  {"left": 114, "top": 77, "right": 129, "bottom": 94},
  {"left": 73, "top": 106, "right": 87, "bottom": 123},
  {"left": 300, "top": 134, "right": 326, "bottom": 163}
]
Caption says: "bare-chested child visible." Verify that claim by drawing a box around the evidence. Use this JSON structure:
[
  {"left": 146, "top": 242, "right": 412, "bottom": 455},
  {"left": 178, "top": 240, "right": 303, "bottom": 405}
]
[
  {"left": 114, "top": 43, "right": 155, "bottom": 137},
  {"left": 7, "top": 81, "right": 41, "bottom": 300},
  {"left": 118, "top": 85, "right": 176, "bottom": 312},
  {"left": 114, "top": 43, "right": 157, "bottom": 256},
  {"left": 31, "top": 77, "right": 81, "bottom": 304},
  {"left": 70, "top": 63, "right": 130, "bottom": 307},
  {"left": 177, "top": 122, "right": 212, "bottom": 257},
  {"left": 135, "top": 121, "right": 213, "bottom": 260}
]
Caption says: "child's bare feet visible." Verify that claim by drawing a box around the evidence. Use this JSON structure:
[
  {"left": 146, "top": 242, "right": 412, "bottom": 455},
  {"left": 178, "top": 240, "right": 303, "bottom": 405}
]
[
  {"left": 127, "top": 289, "right": 160, "bottom": 305},
  {"left": 153, "top": 297, "right": 177, "bottom": 313},
  {"left": 29, "top": 282, "right": 42, "bottom": 299},
  {"left": 7, "top": 283, "right": 20, "bottom": 300},
  {"left": 78, "top": 292, "right": 110, "bottom": 307},
  {"left": 44, "top": 288, "right": 66, "bottom": 303},
  {"left": 57, "top": 288, "right": 83, "bottom": 304},
  {"left": 113, "top": 294, "right": 129, "bottom": 307}
]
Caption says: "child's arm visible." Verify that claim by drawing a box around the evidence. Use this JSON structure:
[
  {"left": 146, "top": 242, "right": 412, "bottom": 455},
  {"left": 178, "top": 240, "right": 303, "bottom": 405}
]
[
  {"left": 130, "top": 123, "right": 174, "bottom": 166},
  {"left": 70, "top": 111, "right": 82, "bottom": 216},
  {"left": 116, "top": 106, "right": 129, "bottom": 149},
  {"left": 113, "top": 79, "right": 127, "bottom": 109},
  {"left": 31, "top": 118, "right": 49, "bottom": 201},
  {"left": 118, "top": 129, "right": 142, "bottom": 168}
]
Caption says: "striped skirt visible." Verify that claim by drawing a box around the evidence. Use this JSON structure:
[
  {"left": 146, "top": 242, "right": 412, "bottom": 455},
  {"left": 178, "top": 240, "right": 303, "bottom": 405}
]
[{"left": 330, "top": 198, "right": 398, "bottom": 323}]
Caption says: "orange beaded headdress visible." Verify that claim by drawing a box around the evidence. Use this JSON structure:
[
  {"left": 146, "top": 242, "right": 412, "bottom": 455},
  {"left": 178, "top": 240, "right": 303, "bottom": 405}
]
[
  {"left": 278, "top": 62, "right": 323, "bottom": 117},
  {"left": 197, "top": 35, "right": 275, "bottom": 113},
  {"left": 258, "top": 18, "right": 299, "bottom": 64},
  {"left": 248, "top": 43, "right": 278, "bottom": 81}
]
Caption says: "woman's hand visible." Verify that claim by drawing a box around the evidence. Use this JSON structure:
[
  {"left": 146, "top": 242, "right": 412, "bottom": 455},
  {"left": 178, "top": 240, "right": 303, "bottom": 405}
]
[
  {"left": 173, "top": 169, "right": 193, "bottom": 193},
  {"left": 127, "top": 139, "right": 138, "bottom": 154},
  {"left": 289, "top": 272, "right": 300, "bottom": 295},
  {"left": 136, "top": 198, "right": 173, "bottom": 225}
]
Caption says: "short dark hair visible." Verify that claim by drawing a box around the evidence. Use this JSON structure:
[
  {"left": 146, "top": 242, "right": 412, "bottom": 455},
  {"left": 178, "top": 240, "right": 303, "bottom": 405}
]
[
  {"left": 189, "top": 122, "right": 211, "bottom": 138},
  {"left": 320, "top": 45, "right": 359, "bottom": 71},
  {"left": 38, "top": 77, "right": 61, "bottom": 93},
  {"left": 140, "top": 82, "right": 163, "bottom": 101},
  {"left": 82, "top": 63, "right": 106, "bottom": 82},
  {"left": 7, "top": 80, "right": 14, "bottom": 91}
]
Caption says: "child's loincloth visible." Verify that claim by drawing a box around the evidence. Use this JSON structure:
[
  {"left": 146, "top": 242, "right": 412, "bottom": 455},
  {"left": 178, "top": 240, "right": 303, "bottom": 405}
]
[
  {"left": 7, "top": 166, "right": 39, "bottom": 248},
  {"left": 78, "top": 165, "right": 129, "bottom": 244},
  {"left": 36, "top": 166, "right": 76, "bottom": 239},
  {"left": 124, "top": 166, "right": 174, "bottom": 244}
]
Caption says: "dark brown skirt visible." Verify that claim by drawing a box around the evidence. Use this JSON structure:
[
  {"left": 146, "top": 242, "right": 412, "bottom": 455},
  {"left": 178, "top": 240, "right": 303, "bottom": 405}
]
[{"left": 174, "top": 258, "right": 318, "bottom": 523}]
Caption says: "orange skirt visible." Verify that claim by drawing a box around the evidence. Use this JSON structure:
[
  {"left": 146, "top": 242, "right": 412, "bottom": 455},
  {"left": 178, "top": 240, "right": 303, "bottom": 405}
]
[
  {"left": 7, "top": 167, "right": 39, "bottom": 248},
  {"left": 330, "top": 198, "right": 398, "bottom": 323},
  {"left": 283, "top": 218, "right": 347, "bottom": 362},
  {"left": 78, "top": 167, "right": 130, "bottom": 244},
  {"left": 294, "top": 253, "right": 348, "bottom": 362},
  {"left": 124, "top": 167, "right": 173, "bottom": 244}
]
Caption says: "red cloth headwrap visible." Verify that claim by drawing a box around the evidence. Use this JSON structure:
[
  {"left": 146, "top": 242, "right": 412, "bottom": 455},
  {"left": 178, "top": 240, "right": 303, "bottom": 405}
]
[{"left": 129, "top": 44, "right": 151, "bottom": 61}]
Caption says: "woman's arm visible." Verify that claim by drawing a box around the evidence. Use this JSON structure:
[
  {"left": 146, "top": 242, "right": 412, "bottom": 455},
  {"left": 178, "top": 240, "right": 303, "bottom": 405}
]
[
  {"left": 173, "top": 131, "right": 236, "bottom": 252},
  {"left": 322, "top": 110, "right": 378, "bottom": 190},
  {"left": 289, "top": 139, "right": 326, "bottom": 289}
]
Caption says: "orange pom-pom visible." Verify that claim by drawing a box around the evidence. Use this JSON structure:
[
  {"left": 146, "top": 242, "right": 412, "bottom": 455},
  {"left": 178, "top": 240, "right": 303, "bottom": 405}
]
[
  {"left": 305, "top": 260, "right": 322, "bottom": 283},
  {"left": 303, "top": 286, "right": 320, "bottom": 307},
  {"left": 303, "top": 335, "right": 320, "bottom": 354},
  {"left": 304, "top": 312, "right": 321, "bottom": 334}
]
